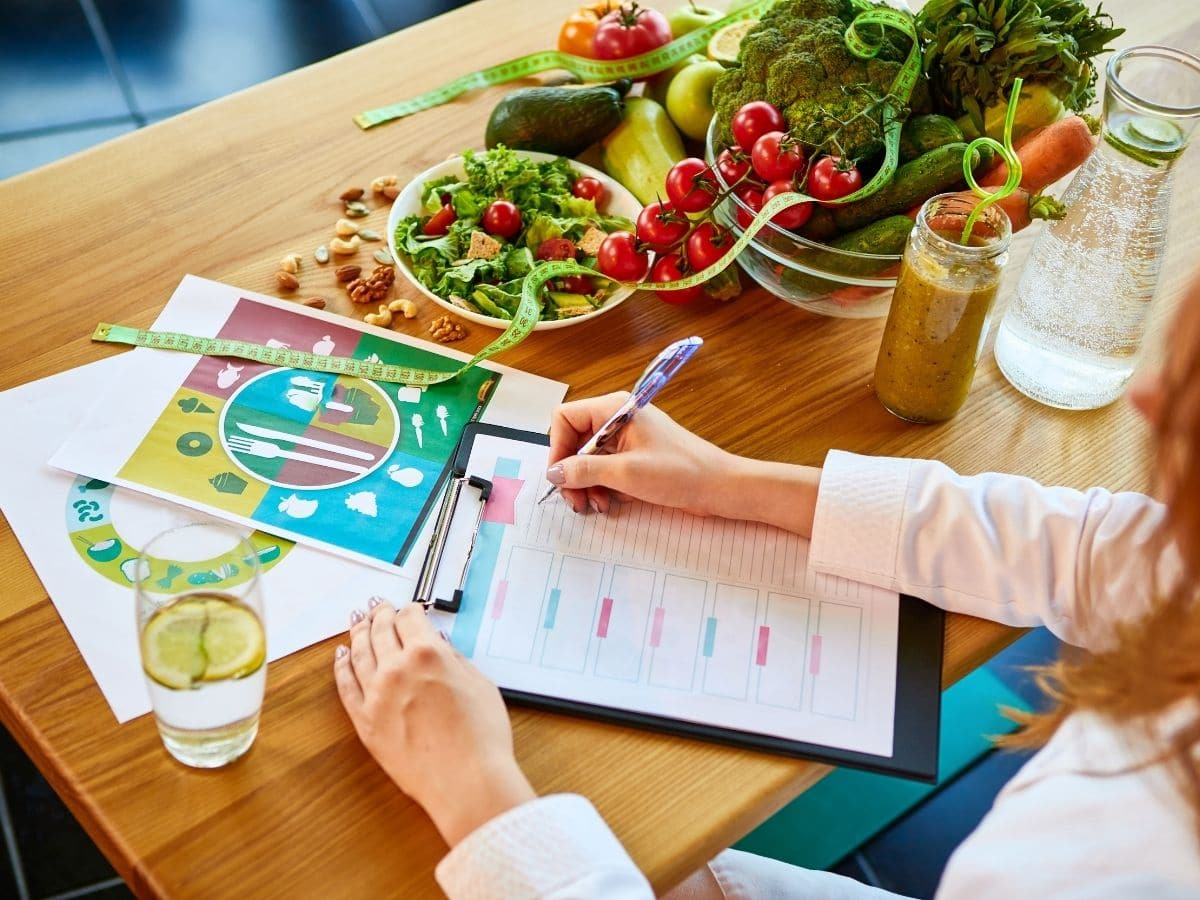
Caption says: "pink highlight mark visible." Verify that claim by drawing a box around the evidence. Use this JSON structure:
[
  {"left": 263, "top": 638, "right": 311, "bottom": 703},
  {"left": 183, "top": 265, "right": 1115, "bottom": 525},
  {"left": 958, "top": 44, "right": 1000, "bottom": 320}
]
[
  {"left": 809, "top": 634, "right": 823, "bottom": 675},
  {"left": 755, "top": 625, "right": 770, "bottom": 667},
  {"left": 491, "top": 580, "right": 509, "bottom": 620},
  {"left": 483, "top": 476, "right": 524, "bottom": 525},
  {"left": 649, "top": 607, "right": 665, "bottom": 648},
  {"left": 596, "top": 597, "right": 614, "bottom": 638}
]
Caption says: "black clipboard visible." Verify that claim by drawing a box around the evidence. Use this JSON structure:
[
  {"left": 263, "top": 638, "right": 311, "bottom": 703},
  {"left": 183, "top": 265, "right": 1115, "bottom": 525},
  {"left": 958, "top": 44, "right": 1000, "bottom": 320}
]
[{"left": 437, "top": 423, "right": 944, "bottom": 783}]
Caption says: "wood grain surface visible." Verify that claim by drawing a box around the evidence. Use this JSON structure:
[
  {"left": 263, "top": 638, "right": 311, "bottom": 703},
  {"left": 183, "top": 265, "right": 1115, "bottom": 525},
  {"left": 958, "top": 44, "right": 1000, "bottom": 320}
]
[{"left": 1, "top": 0, "right": 1197, "bottom": 896}]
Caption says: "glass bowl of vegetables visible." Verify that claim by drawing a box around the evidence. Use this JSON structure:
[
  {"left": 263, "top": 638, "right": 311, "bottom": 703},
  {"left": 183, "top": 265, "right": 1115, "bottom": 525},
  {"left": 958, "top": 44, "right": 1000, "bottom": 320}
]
[
  {"left": 387, "top": 148, "right": 641, "bottom": 330},
  {"left": 704, "top": 117, "right": 905, "bottom": 319}
]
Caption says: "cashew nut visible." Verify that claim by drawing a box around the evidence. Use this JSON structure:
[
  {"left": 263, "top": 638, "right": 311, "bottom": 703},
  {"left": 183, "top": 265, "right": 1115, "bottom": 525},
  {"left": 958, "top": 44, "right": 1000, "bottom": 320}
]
[
  {"left": 335, "top": 218, "right": 359, "bottom": 237},
  {"left": 388, "top": 298, "right": 418, "bottom": 318},
  {"left": 330, "top": 236, "right": 361, "bottom": 255},
  {"left": 364, "top": 303, "right": 393, "bottom": 328}
]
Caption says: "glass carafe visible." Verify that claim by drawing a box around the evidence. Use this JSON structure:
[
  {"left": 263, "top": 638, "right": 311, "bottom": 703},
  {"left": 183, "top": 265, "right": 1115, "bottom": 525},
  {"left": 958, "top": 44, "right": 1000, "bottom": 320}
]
[{"left": 994, "top": 45, "right": 1200, "bottom": 409}]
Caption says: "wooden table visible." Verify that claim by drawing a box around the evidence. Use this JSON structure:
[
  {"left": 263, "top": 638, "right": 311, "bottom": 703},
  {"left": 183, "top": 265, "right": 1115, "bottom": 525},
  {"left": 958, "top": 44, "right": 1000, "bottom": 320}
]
[{"left": 1, "top": 0, "right": 1196, "bottom": 896}]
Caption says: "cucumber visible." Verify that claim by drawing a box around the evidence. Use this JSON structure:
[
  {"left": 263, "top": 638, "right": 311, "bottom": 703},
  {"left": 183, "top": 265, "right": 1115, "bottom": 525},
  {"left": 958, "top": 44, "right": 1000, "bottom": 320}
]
[
  {"left": 827, "top": 216, "right": 914, "bottom": 258},
  {"left": 831, "top": 143, "right": 989, "bottom": 233},
  {"left": 899, "top": 115, "right": 964, "bottom": 162}
]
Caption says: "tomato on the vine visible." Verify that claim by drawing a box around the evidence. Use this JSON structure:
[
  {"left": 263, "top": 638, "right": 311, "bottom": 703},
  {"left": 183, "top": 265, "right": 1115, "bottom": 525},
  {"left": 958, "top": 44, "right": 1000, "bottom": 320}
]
[
  {"left": 536, "top": 237, "right": 577, "bottom": 261},
  {"left": 762, "top": 179, "right": 813, "bottom": 231},
  {"left": 596, "top": 231, "right": 650, "bottom": 282},
  {"left": 481, "top": 200, "right": 521, "bottom": 239},
  {"left": 733, "top": 184, "right": 764, "bottom": 230},
  {"left": 665, "top": 158, "right": 717, "bottom": 214},
  {"left": 423, "top": 204, "right": 457, "bottom": 236},
  {"left": 571, "top": 176, "right": 605, "bottom": 204},
  {"left": 557, "top": 2, "right": 618, "bottom": 57},
  {"left": 636, "top": 201, "right": 688, "bottom": 251},
  {"left": 716, "top": 146, "right": 752, "bottom": 186},
  {"left": 650, "top": 253, "right": 704, "bottom": 304},
  {"left": 807, "top": 156, "right": 863, "bottom": 206},
  {"left": 731, "top": 101, "right": 785, "bottom": 150},
  {"left": 751, "top": 131, "right": 805, "bottom": 183},
  {"left": 592, "top": 2, "right": 672, "bottom": 60},
  {"left": 558, "top": 274, "right": 594, "bottom": 294},
  {"left": 686, "top": 221, "right": 733, "bottom": 272}
]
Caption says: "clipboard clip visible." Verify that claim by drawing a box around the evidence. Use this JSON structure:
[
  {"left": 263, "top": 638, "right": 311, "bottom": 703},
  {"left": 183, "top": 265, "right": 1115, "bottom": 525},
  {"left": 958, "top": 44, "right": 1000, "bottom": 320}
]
[{"left": 412, "top": 474, "right": 492, "bottom": 613}]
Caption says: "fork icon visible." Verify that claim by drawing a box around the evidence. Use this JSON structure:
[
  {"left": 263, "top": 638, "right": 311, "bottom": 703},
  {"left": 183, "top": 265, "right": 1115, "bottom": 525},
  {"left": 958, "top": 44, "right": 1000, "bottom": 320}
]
[{"left": 226, "top": 435, "right": 368, "bottom": 475}]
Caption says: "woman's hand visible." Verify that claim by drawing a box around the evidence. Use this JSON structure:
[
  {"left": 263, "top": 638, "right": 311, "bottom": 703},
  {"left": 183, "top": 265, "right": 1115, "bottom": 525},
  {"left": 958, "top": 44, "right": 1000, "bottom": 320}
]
[
  {"left": 547, "top": 392, "right": 739, "bottom": 516},
  {"left": 333, "top": 600, "right": 535, "bottom": 847}
]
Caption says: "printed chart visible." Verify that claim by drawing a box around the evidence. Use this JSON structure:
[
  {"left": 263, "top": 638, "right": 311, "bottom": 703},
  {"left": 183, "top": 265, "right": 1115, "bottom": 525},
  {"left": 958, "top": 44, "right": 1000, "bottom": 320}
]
[{"left": 432, "top": 433, "right": 900, "bottom": 757}]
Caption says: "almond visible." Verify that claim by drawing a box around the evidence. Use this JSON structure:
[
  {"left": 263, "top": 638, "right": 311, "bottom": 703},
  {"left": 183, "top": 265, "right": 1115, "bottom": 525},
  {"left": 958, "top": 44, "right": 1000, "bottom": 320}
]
[
  {"left": 339, "top": 187, "right": 365, "bottom": 202},
  {"left": 302, "top": 297, "right": 327, "bottom": 309},
  {"left": 336, "top": 264, "right": 362, "bottom": 283},
  {"left": 275, "top": 271, "right": 299, "bottom": 291}
]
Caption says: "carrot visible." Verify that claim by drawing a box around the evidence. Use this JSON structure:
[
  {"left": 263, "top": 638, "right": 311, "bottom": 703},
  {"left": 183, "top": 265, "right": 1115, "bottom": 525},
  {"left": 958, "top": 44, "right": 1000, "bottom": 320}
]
[
  {"left": 906, "top": 189, "right": 1066, "bottom": 233},
  {"left": 980, "top": 114, "right": 1097, "bottom": 191}
]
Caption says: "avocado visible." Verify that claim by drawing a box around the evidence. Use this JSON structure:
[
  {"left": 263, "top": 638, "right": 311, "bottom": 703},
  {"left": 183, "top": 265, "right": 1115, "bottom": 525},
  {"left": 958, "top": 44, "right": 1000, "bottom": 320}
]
[{"left": 485, "top": 81, "right": 631, "bottom": 157}]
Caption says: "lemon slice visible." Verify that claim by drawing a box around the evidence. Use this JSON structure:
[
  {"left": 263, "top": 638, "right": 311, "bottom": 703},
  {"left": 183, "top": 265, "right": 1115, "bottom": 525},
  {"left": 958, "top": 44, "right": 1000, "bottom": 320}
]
[
  {"left": 141, "top": 598, "right": 209, "bottom": 689},
  {"left": 200, "top": 598, "right": 265, "bottom": 681},
  {"left": 708, "top": 19, "right": 757, "bottom": 64}
]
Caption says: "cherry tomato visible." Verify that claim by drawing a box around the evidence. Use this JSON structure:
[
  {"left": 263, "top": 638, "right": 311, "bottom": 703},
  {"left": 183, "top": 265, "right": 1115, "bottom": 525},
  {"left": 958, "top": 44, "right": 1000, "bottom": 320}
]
[
  {"left": 536, "top": 237, "right": 577, "bottom": 261},
  {"left": 558, "top": 274, "right": 594, "bottom": 294},
  {"left": 596, "top": 231, "right": 650, "bottom": 282},
  {"left": 423, "top": 204, "right": 457, "bottom": 237},
  {"left": 481, "top": 200, "right": 521, "bottom": 239},
  {"left": 807, "top": 156, "right": 863, "bottom": 207},
  {"left": 665, "top": 158, "right": 718, "bottom": 214},
  {"left": 733, "top": 184, "right": 764, "bottom": 230},
  {"left": 571, "top": 176, "right": 605, "bottom": 204},
  {"left": 636, "top": 201, "right": 688, "bottom": 251},
  {"left": 685, "top": 221, "right": 733, "bottom": 272},
  {"left": 731, "top": 101, "right": 786, "bottom": 150},
  {"left": 751, "top": 131, "right": 805, "bottom": 183},
  {"left": 716, "top": 146, "right": 752, "bottom": 186},
  {"left": 762, "top": 179, "right": 813, "bottom": 231},
  {"left": 592, "top": 3, "right": 672, "bottom": 60},
  {"left": 650, "top": 253, "right": 704, "bottom": 305},
  {"left": 557, "top": 2, "right": 618, "bottom": 57}
]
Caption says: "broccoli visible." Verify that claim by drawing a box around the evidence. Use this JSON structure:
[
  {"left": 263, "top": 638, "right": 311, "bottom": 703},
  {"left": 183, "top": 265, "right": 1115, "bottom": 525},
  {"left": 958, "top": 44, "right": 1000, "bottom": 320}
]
[{"left": 712, "top": 0, "right": 926, "bottom": 161}]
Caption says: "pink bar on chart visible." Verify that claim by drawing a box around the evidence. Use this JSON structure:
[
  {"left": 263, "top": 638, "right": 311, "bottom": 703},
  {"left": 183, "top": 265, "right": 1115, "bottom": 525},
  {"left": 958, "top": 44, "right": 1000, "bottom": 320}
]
[
  {"left": 649, "top": 607, "right": 665, "bottom": 648},
  {"left": 597, "top": 597, "right": 614, "bottom": 638},
  {"left": 491, "top": 580, "right": 509, "bottom": 620},
  {"left": 809, "top": 634, "right": 823, "bottom": 675},
  {"left": 755, "top": 625, "right": 770, "bottom": 666},
  {"left": 482, "top": 476, "right": 524, "bottom": 525}
]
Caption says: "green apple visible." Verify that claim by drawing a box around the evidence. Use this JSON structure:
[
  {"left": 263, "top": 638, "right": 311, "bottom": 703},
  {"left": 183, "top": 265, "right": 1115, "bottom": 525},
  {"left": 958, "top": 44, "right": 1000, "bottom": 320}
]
[
  {"left": 646, "top": 52, "right": 707, "bottom": 107},
  {"left": 666, "top": 59, "right": 725, "bottom": 141},
  {"left": 667, "top": 1, "right": 724, "bottom": 38}
]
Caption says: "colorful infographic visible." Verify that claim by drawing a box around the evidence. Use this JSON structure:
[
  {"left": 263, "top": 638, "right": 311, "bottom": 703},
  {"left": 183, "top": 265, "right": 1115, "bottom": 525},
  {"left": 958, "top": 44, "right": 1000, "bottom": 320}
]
[{"left": 113, "top": 298, "right": 496, "bottom": 567}]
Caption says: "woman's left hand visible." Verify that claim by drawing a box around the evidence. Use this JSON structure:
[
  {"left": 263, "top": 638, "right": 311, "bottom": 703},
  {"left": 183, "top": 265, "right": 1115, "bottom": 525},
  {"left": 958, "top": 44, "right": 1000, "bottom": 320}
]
[{"left": 334, "top": 600, "right": 536, "bottom": 846}]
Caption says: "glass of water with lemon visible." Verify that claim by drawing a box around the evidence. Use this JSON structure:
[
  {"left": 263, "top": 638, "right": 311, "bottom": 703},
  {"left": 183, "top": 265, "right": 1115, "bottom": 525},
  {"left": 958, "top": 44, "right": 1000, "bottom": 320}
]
[{"left": 134, "top": 522, "right": 267, "bottom": 768}]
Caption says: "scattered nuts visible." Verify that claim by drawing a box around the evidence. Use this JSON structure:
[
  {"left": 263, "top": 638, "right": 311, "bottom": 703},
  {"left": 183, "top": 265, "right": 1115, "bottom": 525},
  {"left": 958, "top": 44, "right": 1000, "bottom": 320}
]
[
  {"left": 302, "top": 297, "right": 327, "bottom": 309},
  {"left": 381, "top": 184, "right": 401, "bottom": 201},
  {"left": 373, "top": 248, "right": 394, "bottom": 266},
  {"left": 339, "top": 187, "right": 365, "bottom": 202},
  {"left": 279, "top": 253, "right": 302, "bottom": 274},
  {"left": 335, "top": 264, "right": 362, "bottom": 283},
  {"left": 364, "top": 303, "right": 393, "bottom": 328},
  {"left": 346, "top": 264, "right": 396, "bottom": 305},
  {"left": 388, "top": 298, "right": 418, "bottom": 318},
  {"left": 275, "top": 271, "right": 300, "bottom": 291},
  {"left": 371, "top": 174, "right": 399, "bottom": 194},
  {"left": 330, "top": 236, "right": 361, "bottom": 255},
  {"left": 335, "top": 217, "right": 359, "bottom": 237},
  {"left": 429, "top": 314, "right": 467, "bottom": 343},
  {"left": 357, "top": 227, "right": 381, "bottom": 242},
  {"left": 314, "top": 245, "right": 330, "bottom": 265},
  {"left": 344, "top": 200, "right": 371, "bottom": 218}
]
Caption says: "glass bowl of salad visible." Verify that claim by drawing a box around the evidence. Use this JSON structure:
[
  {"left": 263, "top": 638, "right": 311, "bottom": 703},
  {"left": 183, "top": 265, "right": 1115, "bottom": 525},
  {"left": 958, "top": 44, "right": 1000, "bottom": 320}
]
[
  {"left": 704, "top": 118, "right": 903, "bottom": 319},
  {"left": 387, "top": 147, "right": 641, "bottom": 331}
]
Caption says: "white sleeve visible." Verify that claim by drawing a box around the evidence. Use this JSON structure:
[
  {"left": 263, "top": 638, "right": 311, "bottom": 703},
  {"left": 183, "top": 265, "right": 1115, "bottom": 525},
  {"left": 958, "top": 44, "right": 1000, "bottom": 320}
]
[
  {"left": 807, "top": 451, "right": 1172, "bottom": 651},
  {"left": 436, "top": 794, "right": 652, "bottom": 900}
]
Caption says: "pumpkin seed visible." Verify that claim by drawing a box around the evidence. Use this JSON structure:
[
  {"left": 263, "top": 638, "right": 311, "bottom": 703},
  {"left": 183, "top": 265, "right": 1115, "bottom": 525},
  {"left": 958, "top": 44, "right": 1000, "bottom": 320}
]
[
  {"left": 373, "top": 249, "right": 394, "bottom": 266},
  {"left": 344, "top": 201, "right": 371, "bottom": 218},
  {"left": 358, "top": 228, "right": 381, "bottom": 242},
  {"left": 314, "top": 245, "right": 330, "bottom": 264}
]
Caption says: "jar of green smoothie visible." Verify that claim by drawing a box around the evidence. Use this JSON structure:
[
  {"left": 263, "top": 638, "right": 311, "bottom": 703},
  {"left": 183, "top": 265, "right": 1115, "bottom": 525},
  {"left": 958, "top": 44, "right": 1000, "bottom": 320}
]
[{"left": 873, "top": 193, "right": 1012, "bottom": 423}]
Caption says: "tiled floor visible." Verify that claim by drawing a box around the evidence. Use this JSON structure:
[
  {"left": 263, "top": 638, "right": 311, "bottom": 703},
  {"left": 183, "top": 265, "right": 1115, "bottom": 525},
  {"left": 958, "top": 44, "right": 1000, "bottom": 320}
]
[{"left": 1, "top": 3, "right": 1065, "bottom": 896}]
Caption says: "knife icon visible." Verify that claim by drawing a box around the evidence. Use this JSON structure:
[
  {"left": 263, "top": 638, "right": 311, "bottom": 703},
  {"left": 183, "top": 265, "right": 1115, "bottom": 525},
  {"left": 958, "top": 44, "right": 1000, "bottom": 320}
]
[{"left": 234, "top": 422, "right": 376, "bottom": 461}]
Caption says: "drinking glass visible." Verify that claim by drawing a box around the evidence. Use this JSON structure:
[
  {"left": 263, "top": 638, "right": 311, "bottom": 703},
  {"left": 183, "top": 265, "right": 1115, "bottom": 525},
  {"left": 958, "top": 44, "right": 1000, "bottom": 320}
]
[{"left": 134, "top": 522, "right": 267, "bottom": 768}]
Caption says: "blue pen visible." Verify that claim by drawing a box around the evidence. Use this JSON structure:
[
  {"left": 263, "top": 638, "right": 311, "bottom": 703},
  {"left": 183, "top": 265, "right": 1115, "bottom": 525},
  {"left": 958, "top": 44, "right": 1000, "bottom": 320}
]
[{"left": 538, "top": 336, "right": 703, "bottom": 505}]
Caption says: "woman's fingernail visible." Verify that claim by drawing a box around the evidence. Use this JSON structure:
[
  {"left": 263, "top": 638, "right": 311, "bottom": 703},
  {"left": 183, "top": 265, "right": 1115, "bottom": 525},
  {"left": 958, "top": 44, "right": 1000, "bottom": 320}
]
[
  {"left": 368, "top": 596, "right": 383, "bottom": 609},
  {"left": 588, "top": 498, "right": 600, "bottom": 514},
  {"left": 350, "top": 609, "right": 365, "bottom": 625},
  {"left": 546, "top": 464, "right": 565, "bottom": 485},
  {"left": 335, "top": 645, "right": 348, "bottom": 659}
]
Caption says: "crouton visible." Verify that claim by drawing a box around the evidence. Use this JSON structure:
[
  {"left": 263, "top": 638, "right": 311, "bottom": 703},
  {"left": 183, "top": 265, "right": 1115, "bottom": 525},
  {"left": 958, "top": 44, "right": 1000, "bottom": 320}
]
[
  {"left": 467, "top": 231, "right": 502, "bottom": 260},
  {"left": 577, "top": 226, "right": 607, "bottom": 257}
]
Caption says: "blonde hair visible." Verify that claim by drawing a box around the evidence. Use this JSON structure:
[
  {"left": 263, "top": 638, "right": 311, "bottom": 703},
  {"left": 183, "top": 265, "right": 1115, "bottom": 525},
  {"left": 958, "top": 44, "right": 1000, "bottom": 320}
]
[{"left": 1001, "top": 274, "right": 1200, "bottom": 830}]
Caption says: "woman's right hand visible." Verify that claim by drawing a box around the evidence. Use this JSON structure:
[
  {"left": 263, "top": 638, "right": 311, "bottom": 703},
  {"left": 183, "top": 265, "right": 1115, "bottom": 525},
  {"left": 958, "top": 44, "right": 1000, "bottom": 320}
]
[{"left": 546, "top": 392, "right": 738, "bottom": 516}]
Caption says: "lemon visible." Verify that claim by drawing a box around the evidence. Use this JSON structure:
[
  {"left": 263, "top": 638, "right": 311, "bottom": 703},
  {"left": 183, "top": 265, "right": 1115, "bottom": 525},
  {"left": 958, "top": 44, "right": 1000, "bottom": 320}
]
[
  {"left": 707, "top": 19, "right": 757, "bottom": 65},
  {"left": 141, "top": 596, "right": 264, "bottom": 689}
]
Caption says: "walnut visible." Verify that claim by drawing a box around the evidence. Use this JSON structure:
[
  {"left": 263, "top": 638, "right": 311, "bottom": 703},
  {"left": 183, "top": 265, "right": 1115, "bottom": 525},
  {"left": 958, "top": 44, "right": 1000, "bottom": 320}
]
[
  {"left": 429, "top": 315, "right": 467, "bottom": 343},
  {"left": 345, "top": 264, "right": 395, "bottom": 304}
]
